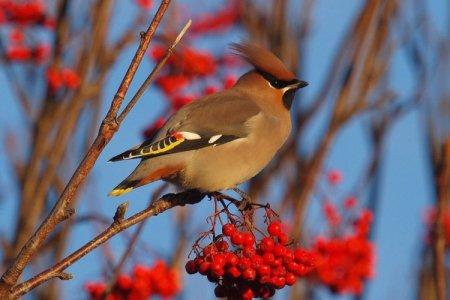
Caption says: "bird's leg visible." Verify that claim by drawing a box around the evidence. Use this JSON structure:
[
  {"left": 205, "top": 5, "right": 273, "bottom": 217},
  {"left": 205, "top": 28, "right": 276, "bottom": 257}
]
[{"left": 232, "top": 187, "right": 251, "bottom": 210}]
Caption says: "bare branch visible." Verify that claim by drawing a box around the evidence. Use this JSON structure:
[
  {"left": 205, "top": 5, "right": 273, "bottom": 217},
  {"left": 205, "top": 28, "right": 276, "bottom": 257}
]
[{"left": 10, "top": 191, "right": 204, "bottom": 297}]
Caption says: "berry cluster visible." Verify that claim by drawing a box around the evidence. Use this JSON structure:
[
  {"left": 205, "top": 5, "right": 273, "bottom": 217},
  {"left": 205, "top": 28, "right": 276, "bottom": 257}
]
[
  {"left": 4, "top": 28, "right": 50, "bottom": 62},
  {"left": 1, "top": 1, "right": 80, "bottom": 93},
  {"left": 313, "top": 201, "right": 375, "bottom": 295},
  {"left": 85, "top": 260, "right": 181, "bottom": 300},
  {"left": 47, "top": 67, "right": 80, "bottom": 93},
  {"left": 1, "top": 1, "right": 53, "bottom": 63},
  {"left": 0, "top": 0, "right": 54, "bottom": 26},
  {"left": 185, "top": 221, "right": 316, "bottom": 299}
]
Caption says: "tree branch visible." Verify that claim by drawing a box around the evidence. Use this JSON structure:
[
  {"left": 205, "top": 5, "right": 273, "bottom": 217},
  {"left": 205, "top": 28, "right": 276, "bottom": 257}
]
[{"left": 10, "top": 191, "right": 204, "bottom": 297}]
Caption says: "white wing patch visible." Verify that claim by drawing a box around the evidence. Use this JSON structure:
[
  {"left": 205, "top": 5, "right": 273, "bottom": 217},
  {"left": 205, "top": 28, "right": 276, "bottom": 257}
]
[
  {"left": 208, "top": 134, "right": 222, "bottom": 144},
  {"left": 178, "top": 131, "right": 201, "bottom": 140}
]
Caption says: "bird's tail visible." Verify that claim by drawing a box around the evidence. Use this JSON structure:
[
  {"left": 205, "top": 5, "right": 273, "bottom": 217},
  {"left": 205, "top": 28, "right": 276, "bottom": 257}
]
[{"left": 108, "top": 179, "right": 139, "bottom": 197}]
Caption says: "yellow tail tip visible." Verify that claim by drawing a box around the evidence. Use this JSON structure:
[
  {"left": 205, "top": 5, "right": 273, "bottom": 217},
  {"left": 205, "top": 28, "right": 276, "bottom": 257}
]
[{"left": 108, "top": 187, "right": 133, "bottom": 197}]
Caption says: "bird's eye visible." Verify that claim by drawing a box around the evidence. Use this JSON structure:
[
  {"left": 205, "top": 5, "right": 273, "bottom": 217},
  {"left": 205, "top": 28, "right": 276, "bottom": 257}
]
[{"left": 270, "top": 79, "right": 284, "bottom": 89}]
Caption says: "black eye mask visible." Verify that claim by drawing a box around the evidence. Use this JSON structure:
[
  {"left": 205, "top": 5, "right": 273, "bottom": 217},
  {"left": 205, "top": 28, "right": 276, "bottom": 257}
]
[{"left": 257, "top": 70, "right": 299, "bottom": 89}]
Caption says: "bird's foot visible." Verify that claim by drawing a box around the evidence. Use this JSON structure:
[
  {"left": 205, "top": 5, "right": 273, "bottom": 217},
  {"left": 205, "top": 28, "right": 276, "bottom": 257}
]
[{"left": 161, "top": 189, "right": 204, "bottom": 205}]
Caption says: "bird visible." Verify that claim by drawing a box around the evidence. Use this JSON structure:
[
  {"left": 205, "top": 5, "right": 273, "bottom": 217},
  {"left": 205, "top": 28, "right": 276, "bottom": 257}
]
[{"left": 108, "top": 42, "right": 308, "bottom": 197}]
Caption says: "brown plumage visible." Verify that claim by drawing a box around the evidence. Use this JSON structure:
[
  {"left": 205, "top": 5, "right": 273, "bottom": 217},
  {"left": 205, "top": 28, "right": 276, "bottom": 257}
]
[{"left": 108, "top": 42, "right": 308, "bottom": 196}]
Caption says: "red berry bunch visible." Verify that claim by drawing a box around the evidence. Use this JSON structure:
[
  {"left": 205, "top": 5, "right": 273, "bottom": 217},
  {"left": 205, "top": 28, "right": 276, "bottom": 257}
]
[
  {"left": 85, "top": 260, "right": 181, "bottom": 300},
  {"left": 46, "top": 67, "right": 80, "bottom": 93},
  {"left": 185, "top": 221, "right": 316, "bottom": 299},
  {"left": 0, "top": 0, "right": 54, "bottom": 26},
  {"left": 312, "top": 208, "right": 375, "bottom": 295}
]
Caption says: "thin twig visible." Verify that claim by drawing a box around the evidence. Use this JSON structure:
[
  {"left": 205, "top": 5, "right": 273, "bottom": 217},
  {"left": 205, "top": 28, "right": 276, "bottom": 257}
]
[{"left": 116, "top": 19, "right": 192, "bottom": 124}]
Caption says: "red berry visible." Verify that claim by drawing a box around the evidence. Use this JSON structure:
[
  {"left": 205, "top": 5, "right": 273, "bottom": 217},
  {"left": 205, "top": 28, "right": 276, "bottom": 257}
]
[
  {"left": 185, "top": 260, "right": 198, "bottom": 274},
  {"left": 273, "top": 245, "right": 286, "bottom": 257},
  {"left": 294, "top": 249, "right": 307, "bottom": 262},
  {"left": 203, "top": 244, "right": 217, "bottom": 256},
  {"left": 222, "top": 223, "right": 236, "bottom": 236},
  {"left": 285, "top": 272, "right": 296, "bottom": 286},
  {"left": 286, "top": 261, "right": 298, "bottom": 273},
  {"left": 237, "top": 257, "right": 251, "bottom": 271},
  {"left": 262, "top": 253, "right": 275, "bottom": 265},
  {"left": 225, "top": 253, "right": 238, "bottom": 266},
  {"left": 116, "top": 274, "right": 132, "bottom": 290},
  {"left": 227, "top": 266, "right": 241, "bottom": 278},
  {"left": 259, "top": 237, "right": 275, "bottom": 253},
  {"left": 240, "top": 286, "right": 255, "bottom": 299},
  {"left": 211, "top": 253, "right": 226, "bottom": 266},
  {"left": 284, "top": 248, "right": 294, "bottom": 259},
  {"left": 242, "top": 233, "right": 255, "bottom": 247},
  {"left": 250, "top": 255, "right": 263, "bottom": 268},
  {"left": 198, "top": 261, "right": 211, "bottom": 275},
  {"left": 243, "top": 246, "right": 256, "bottom": 257},
  {"left": 231, "top": 232, "right": 244, "bottom": 245},
  {"left": 271, "top": 276, "right": 286, "bottom": 289},
  {"left": 272, "top": 266, "right": 286, "bottom": 277},
  {"left": 215, "top": 240, "right": 229, "bottom": 252},
  {"left": 210, "top": 263, "right": 225, "bottom": 277},
  {"left": 257, "top": 265, "right": 270, "bottom": 276},
  {"left": 294, "top": 264, "right": 308, "bottom": 276},
  {"left": 294, "top": 249, "right": 316, "bottom": 268},
  {"left": 272, "top": 258, "right": 282, "bottom": 267},
  {"left": 259, "top": 275, "right": 270, "bottom": 284},
  {"left": 267, "top": 221, "right": 282, "bottom": 236},
  {"left": 194, "top": 258, "right": 205, "bottom": 270},
  {"left": 214, "top": 285, "right": 227, "bottom": 298},
  {"left": 278, "top": 233, "right": 289, "bottom": 245},
  {"left": 242, "top": 268, "right": 256, "bottom": 281},
  {"left": 327, "top": 169, "right": 343, "bottom": 184}
]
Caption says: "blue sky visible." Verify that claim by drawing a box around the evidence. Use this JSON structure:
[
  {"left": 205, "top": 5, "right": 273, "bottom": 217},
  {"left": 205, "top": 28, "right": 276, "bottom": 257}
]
[{"left": 0, "top": 1, "right": 447, "bottom": 299}]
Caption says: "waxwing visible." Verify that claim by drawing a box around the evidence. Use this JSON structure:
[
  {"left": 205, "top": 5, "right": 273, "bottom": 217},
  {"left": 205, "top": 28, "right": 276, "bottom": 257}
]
[{"left": 108, "top": 42, "right": 308, "bottom": 196}]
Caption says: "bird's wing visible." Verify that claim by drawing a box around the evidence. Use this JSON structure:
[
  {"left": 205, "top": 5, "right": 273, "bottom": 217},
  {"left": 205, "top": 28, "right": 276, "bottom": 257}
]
[{"left": 109, "top": 89, "right": 261, "bottom": 162}]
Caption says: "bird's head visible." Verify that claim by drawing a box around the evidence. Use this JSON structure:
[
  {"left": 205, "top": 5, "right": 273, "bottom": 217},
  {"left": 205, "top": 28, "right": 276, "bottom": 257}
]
[{"left": 231, "top": 42, "right": 308, "bottom": 110}]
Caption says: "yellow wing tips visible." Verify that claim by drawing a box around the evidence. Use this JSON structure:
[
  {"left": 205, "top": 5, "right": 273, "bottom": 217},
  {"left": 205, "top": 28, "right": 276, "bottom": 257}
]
[
  {"left": 148, "top": 138, "right": 184, "bottom": 155},
  {"left": 108, "top": 187, "right": 133, "bottom": 197}
]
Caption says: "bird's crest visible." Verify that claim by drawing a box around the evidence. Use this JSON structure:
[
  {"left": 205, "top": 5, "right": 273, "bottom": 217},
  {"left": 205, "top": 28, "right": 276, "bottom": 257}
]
[{"left": 230, "top": 42, "right": 296, "bottom": 81}]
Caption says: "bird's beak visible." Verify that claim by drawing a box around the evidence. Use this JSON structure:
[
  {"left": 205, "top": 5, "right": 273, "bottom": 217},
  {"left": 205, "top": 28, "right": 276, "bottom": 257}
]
[
  {"left": 286, "top": 79, "right": 308, "bottom": 91},
  {"left": 297, "top": 80, "right": 309, "bottom": 88}
]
